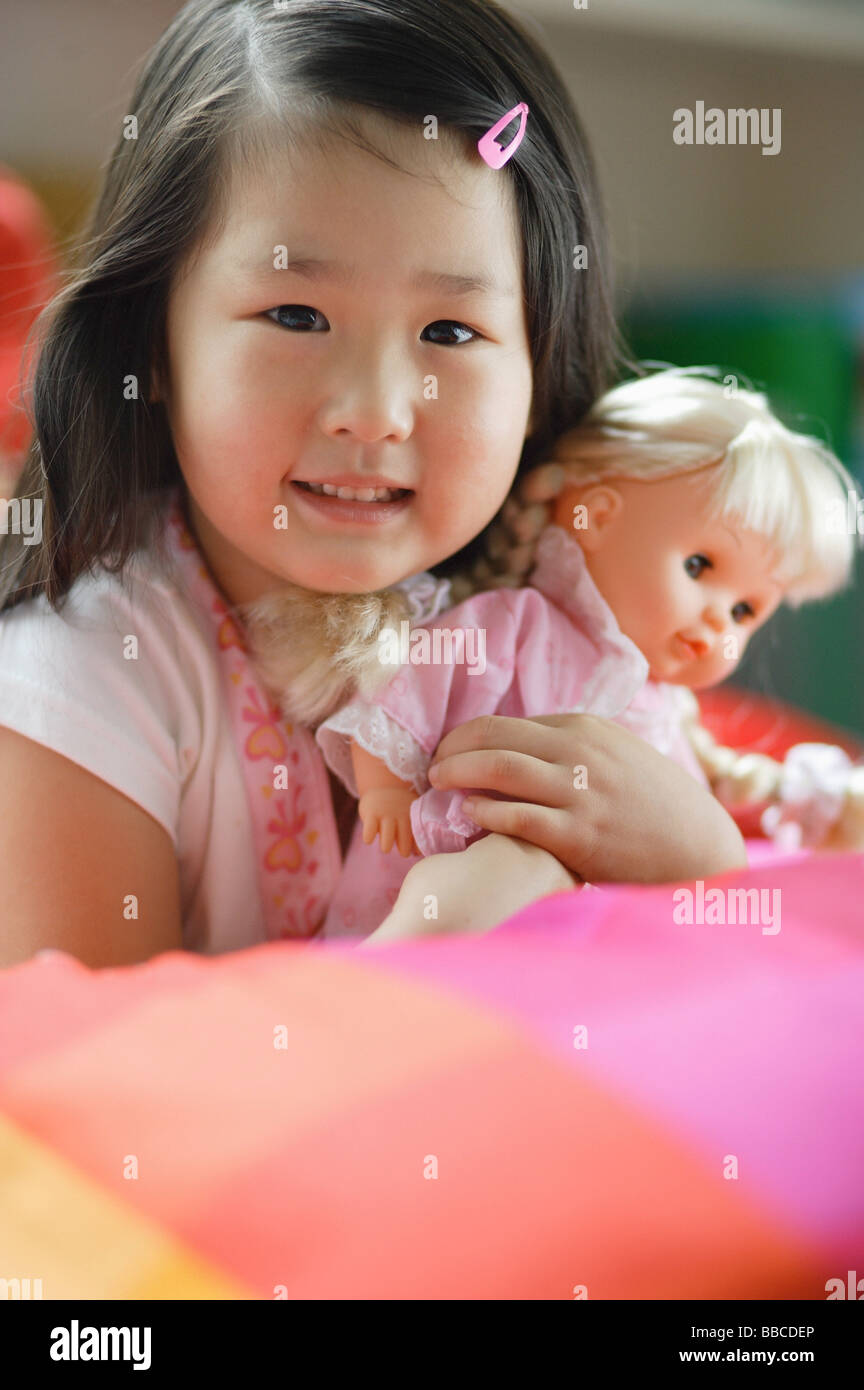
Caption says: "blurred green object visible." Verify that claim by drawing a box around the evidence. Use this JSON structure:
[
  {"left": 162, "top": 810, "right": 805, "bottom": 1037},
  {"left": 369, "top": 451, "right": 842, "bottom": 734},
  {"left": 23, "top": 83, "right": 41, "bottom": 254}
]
[{"left": 621, "top": 278, "right": 864, "bottom": 737}]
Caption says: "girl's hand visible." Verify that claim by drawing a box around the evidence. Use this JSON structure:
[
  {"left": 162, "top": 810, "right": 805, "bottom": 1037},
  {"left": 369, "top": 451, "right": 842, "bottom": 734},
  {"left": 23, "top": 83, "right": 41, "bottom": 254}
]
[
  {"left": 357, "top": 787, "right": 419, "bottom": 857},
  {"left": 427, "top": 713, "right": 748, "bottom": 884}
]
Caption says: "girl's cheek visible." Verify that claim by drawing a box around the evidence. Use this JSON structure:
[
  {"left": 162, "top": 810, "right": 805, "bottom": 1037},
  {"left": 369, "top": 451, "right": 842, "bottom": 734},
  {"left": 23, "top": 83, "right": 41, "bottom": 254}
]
[
  {"left": 419, "top": 480, "right": 513, "bottom": 565},
  {"left": 433, "top": 455, "right": 507, "bottom": 514}
]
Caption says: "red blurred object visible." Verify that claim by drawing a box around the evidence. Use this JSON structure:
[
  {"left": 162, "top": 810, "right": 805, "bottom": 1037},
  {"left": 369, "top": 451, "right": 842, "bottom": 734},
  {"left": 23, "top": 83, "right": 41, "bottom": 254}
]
[
  {"left": 0, "top": 165, "right": 61, "bottom": 477},
  {"left": 697, "top": 684, "right": 864, "bottom": 761}
]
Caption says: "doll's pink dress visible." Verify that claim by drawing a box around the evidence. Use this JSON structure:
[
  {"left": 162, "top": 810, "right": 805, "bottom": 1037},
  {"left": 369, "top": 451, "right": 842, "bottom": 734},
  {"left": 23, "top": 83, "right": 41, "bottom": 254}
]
[{"left": 315, "top": 524, "right": 708, "bottom": 939}]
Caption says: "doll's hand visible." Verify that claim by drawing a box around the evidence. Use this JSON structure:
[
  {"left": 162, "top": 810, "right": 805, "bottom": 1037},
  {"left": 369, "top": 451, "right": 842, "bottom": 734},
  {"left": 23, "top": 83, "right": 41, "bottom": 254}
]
[
  {"left": 357, "top": 787, "right": 419, "bottom": 857},
  {"left": 427, "top": 712, "right": 747, "bottom": 884}
]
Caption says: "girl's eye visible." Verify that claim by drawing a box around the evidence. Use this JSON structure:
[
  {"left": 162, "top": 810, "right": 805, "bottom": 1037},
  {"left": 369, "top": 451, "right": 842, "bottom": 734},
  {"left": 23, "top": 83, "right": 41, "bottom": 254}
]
[
  {"left": 264, "top": 309, "right": 480, "bottom": 345},
  {"left": 265, "top": 305, "right": 328, "bottom": 331},
  {"left": 684, "top": 553, "right": 711, "bottom": 578},
  {"left": 420, "top": 320, "right": 479, "bottom": 346},
  {"left": 731, "top": 600, "right": 755, "bottom": 624}
]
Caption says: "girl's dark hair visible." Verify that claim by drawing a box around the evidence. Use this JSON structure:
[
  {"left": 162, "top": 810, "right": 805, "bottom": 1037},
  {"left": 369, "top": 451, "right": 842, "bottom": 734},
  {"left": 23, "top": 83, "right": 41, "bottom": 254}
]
[{"left": 0, "top": 0, "right": 630, "bottom": 613}]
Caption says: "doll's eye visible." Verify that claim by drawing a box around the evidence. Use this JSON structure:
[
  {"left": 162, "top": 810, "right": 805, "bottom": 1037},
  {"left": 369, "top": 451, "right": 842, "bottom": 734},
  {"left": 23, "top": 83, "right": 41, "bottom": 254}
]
[
  {"left": 421, "top": 320, "right": 480, "bottom": 346},
  {"left": 266, "top": 305, "right": 328, "bottom": 331},
  {"left": 684, "top": 553, "right": 712, "bottom": 578},
  {"left": 731, "top": 600, "right": 755, "bottom": 623}
]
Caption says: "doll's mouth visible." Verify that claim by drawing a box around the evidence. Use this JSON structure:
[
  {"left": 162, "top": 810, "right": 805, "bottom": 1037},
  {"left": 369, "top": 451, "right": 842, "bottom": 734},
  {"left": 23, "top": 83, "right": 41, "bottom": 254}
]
[{"left": 674, "top": 633, "right": 709, "bottom": 660}]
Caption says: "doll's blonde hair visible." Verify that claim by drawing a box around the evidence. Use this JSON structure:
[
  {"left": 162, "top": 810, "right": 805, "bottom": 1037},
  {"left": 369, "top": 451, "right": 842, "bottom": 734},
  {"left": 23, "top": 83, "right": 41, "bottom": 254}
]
[{"left": 449, "top": 365, "right": 862, "bottom": 605}]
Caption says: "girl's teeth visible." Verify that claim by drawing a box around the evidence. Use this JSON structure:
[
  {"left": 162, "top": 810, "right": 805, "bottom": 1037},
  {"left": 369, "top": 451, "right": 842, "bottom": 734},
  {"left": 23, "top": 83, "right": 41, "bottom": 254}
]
[{"left": 309, "top": 483, "right": 403, "bottom": 501}]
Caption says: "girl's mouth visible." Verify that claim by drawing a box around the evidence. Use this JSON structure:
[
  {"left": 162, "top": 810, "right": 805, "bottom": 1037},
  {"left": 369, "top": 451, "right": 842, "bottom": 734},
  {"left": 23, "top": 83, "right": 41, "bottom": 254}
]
[{"left": 290, "top": 479, "right": 414, "bottom": 524}]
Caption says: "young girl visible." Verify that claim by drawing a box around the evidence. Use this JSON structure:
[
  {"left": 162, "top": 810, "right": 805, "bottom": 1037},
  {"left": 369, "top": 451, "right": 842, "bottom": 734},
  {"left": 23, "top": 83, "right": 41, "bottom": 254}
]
[
  {"left": 309, "top": 368, "right": 862, "bottom": 941},
  {"left": 0, "top": 0, "right": 747, "bottom": 969}
]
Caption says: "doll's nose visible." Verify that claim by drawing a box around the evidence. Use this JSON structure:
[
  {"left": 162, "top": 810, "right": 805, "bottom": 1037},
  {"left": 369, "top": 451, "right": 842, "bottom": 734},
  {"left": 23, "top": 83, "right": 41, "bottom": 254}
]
[{"left": 702, "top": 603, "right": 727, "bottom": 634}]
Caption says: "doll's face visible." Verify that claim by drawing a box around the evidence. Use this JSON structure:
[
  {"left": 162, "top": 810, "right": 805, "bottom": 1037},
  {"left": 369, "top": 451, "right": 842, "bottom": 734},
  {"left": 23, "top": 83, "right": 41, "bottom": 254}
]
[
  {"left": 157, "top": 111, "right": 534, "bottom": 604},
  {"left": 555, "top": 465, "right": 787, "bottom": 688}
]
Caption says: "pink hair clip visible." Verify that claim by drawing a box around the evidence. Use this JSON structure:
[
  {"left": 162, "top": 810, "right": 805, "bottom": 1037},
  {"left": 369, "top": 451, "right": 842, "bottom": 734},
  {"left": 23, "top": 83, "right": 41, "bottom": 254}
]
[{"left": 477, "top": 101, "right": 529, "bottom": 169}]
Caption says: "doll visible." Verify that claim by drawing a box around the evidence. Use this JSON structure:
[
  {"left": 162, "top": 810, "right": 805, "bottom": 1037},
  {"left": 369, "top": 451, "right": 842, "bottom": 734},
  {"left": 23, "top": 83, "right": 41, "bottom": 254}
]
[
  {"left": 311, "top": 367, "right": 862, "bottom": 938},
  {"left": 472, "top": 367, "right": 864, "bottom": 856}
]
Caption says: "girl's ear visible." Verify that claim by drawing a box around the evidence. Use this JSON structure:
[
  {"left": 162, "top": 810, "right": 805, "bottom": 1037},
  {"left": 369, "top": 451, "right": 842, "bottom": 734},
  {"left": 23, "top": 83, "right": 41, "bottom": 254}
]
[{"left": 552, "top": 482, "right": 624, "bottom": 551}]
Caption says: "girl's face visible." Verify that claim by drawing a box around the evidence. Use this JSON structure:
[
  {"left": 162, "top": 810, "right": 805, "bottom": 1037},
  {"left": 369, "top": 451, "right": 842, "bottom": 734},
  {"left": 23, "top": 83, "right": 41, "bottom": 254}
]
[{"left": 158, "top": 114, "right": 534, "bottom": 605}]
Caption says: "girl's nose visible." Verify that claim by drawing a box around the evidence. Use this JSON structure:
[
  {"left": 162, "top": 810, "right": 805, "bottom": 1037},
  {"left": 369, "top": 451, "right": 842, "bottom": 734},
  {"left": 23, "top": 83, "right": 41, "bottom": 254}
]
[
  {"left": 319, "top": 356, "right": 414, "bottom": 444},
  {"left": 323, "top": 399, "right": 413, "bottom": 444}
]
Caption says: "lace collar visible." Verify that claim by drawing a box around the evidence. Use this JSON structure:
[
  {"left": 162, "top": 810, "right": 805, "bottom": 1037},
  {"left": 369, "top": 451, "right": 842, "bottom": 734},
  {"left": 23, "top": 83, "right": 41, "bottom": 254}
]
[{"left": 390, "top": 570, "right": 453, "bottom": 623}]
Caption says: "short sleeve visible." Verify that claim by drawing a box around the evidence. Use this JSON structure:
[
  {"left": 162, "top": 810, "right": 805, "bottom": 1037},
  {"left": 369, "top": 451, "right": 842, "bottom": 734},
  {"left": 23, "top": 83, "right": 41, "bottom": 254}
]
[{"left": 0, "top": 558, "right": 201, "bottom": 845}]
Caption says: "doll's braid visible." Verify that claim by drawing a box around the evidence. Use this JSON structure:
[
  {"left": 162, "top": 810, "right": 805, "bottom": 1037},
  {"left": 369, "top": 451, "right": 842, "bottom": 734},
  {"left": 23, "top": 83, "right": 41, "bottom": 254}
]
[
  {"left": 447, "top": 410, "right": 626, "bottom": 603},
  {"left": 679, "top": 689, "right": 864, "bottom": 851},
  {"left": 447, "top": 457, "right": 575, "bottom": 604}
]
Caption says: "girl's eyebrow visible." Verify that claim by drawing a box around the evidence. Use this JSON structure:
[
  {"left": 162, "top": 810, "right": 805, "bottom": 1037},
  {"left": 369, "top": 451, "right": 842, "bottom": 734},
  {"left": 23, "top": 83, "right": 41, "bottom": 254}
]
[{"left": 234, "top": 252, "right": 517, "bottom": 300}]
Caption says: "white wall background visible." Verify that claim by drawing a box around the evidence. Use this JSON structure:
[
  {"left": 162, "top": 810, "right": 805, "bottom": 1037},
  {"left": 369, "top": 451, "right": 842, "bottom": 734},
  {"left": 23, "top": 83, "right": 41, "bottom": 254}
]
[{"left": 0, "top": 0, "right": 861, "bottom": 280}]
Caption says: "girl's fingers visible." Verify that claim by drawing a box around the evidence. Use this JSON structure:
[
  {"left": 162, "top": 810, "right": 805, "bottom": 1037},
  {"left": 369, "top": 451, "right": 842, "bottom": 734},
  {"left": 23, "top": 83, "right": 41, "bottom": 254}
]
[
  {"left": 431, "top": 714, "right": 573, "bottom": 768},
  {"left": 431, "top": 747, "right": 575, "bottom": 808},
  {"left": 463, "top": 797, "right": 586, "bottom": 868}
]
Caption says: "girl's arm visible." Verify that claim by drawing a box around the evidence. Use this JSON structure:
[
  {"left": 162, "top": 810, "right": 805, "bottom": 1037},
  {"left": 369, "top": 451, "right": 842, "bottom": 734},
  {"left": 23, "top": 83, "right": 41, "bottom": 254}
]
[
  {"left": 0, "top": 727, "right": 184, "bottom": 969},
  {"left": 425, "top": 712, "right": 748, "bottom": 884},
  {"left": 351, "top": 741, "right": 420, "bottom": 858}
]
